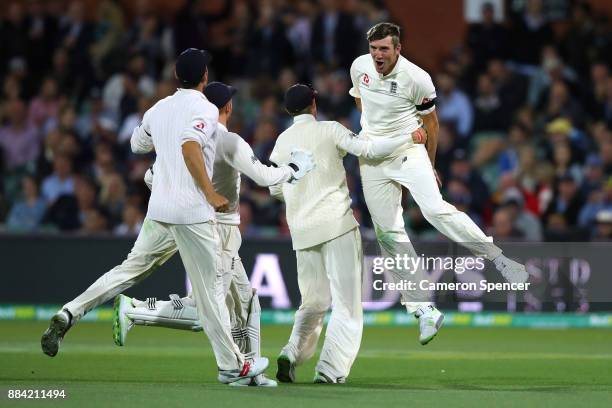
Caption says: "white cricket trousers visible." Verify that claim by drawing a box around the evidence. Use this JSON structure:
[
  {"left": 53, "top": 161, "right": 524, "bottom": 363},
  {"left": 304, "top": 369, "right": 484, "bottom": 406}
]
[
  {"left": 283, "top": 227, "right": 363, "bottom": 379},
  {"left": 216, "top": 223, "right": 251, "bottom": 329},
  {"left": 63, "top": 218, "right": 244, "bottom": 371},
  {"left": 360, "top": 144, "right": 502, "bottom": 313}
]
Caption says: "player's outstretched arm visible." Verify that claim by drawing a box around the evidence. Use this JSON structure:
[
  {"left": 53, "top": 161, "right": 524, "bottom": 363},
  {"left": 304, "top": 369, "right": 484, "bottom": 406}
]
[
  {"left": 228, "top": 136, "right": 301, "bottom": 186},
  {"left": 331, "top": 122, "right": 425, "bottom": 159}
]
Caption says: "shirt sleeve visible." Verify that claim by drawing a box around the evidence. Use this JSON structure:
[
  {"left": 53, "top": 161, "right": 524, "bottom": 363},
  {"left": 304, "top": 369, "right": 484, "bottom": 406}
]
[
  {"left": 130, "top": 108, "right": 154, "bottom": 154},
  {"left": 225, "top": 134, "right": 293, "bottom": 186},
  {"left": 181, "top": 105, "right": 219, "bottom": 147},
  {"left": 331, "top": 122, "right": 412, "bottom": 159},
  {"left": 269, "top": 184, "right": 285, "bottom": 202},
  {"left": 348, "top": 60, "right": 361, "bottom": 98},
  {"left": 411, "top": 69, "right": 437, "bottom": 115}
]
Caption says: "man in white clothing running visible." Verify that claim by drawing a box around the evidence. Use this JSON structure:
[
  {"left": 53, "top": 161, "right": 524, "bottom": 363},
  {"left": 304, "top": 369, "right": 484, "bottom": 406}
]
[
  {"left": 348, "top": 22, "right": 528, "bottom": 345},
  {"left": 270, "top": 84, "right": 427, "bottom": 384},
  {"left": 40, "top": 49, "right": 272, "bottom": 384},
  {"left": 112, "top": 81, "right": 314, "bottom": 387}
]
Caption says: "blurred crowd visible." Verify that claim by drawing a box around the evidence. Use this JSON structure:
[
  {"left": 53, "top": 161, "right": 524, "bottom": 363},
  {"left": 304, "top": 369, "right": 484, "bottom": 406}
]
[{"left": 1, "top": 0, "right": 612, "bottom": 242}]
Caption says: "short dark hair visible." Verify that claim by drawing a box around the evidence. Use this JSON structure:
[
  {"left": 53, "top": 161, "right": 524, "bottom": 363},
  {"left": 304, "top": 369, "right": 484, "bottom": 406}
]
[
  {"left": 287, "top": 105, "right": 313, "bottom": 117},
  {"left": 367, "top": 22, "right": 401, "bottom": 47}
]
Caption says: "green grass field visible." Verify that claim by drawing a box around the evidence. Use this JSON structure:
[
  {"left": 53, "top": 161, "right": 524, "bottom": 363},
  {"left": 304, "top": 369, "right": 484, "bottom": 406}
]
[{"left": 1, "top": 321, "right": 611, "bottom": 407}]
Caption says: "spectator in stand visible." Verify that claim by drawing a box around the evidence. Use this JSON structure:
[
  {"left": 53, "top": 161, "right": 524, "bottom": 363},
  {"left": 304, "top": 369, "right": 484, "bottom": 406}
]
[
  {"left": 24, "top": 1, "right": 59, "bottom": 80},
  {"left": 593, "top": 209, "right": 612, "bottom": 241},
  {"left": 41, "top": 154, "right": 75, "bottom": 204},
  {"left": 473, "top": 73, "right": 507, "bottom": 133},
  {"left": 0, "top": 3, "right": 29, "bottom": 79},
  {"left": 466, "top": 2, "right": 509, "bottom": 72},
  {"left": 0, "top": 99, "right": 41, "bottom": 171},
  {"left": 436, "top": 71, "right": 473, "bottom": 139},
  {"left": 579, "top": 177, "right": 612, "bottom": 229},
  {"left": 56, "top": 1, "right": 96, "bottom": 100},
  {"left": 113, "top": 202, "right": 143, "bottom": 236},
  {"left": 28, "top": 77, "right": 63, "bottom": 130},
  {"left": 247, "top": 3, "right": 294, "bottom": 78},
  {"left": 487, "top": 59, "right": 528, "bottom": 117},
  {"left": 581, "top": 154, "right": 606, "bottom": 196},
  {"left": 509, "top": 0, "right": 553, "bottom": 66},
  {"left": 527, "top": 46, "right": 578, "bottom": 109},
  {"left": 543, "top": 173, "right": 585, "bottom": 227},
  {"left": 560, "top": 2, "right": 595, "bottom": 77},
  {"left": 89, "top": 0, "right": 125, "bottom": 77},
  {"left": 449, "top": 149, "right": 490, "bottom": 216},
  {"left": 311, "top": 0, "right": 359, "bottom": 70},
  {"left": 499, "top": 187, "right": 543, "bottom": 241},
  {"left": 6, "top": 175, "right": 46, "bottom": 231},
  {"left": 446, "top": 178, "right": 483, "bottom": 227},
  {"left": 491, "top": 207, "right": 524, "bottom": 240},
  {"left": 102, "top": 53, "right": 155, "bottom": 120},
  {"left": 79, "top": 206, "right": 109, "bottom": 234}
]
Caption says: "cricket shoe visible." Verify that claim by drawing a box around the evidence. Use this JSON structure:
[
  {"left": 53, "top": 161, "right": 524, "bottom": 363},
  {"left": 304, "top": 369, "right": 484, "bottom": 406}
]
[
  {"left": 41, "top": 309, "right": 72, "bottom": 357},
  {"left": 276, "top": 353, "right": 296, "bottom": 383},
  {"left": 416, "top": 305, "right": 444, "bottom": 345},
  {"left": 113, "top": 294, "right": 134, "bottom": 346},
  {"left": 218, "top": 357, "right": 269, "bottom": 384},
  {"left": 494, "top": 254, "right": 528, "bottom": 284},
  {"left": 228, "top": 374, "right": 278, "bottom": 387},
  {"left": 313, "top": 371, "right": 346, "bottom": 384}
]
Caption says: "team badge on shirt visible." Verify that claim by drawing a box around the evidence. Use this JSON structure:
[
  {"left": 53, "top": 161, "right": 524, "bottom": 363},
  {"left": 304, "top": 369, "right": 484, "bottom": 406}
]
[{"left": 194, "top": 121, "right": 206, "bottom": 133}]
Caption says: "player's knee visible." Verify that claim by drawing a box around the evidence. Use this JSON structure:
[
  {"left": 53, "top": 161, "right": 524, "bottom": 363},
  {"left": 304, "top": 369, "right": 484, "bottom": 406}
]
[
  {"left": 374, "top": 224, "right": 409, "bottom": 249},
  {"left": 420, "top": 200, "right": 456, "bottom": 220},
  {"left": 299, "top": 296, "right": 331, "bottom": 314}
]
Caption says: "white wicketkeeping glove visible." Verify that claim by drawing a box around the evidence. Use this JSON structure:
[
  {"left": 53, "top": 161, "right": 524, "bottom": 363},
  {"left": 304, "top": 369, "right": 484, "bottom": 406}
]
[{"left": 287, "top": 148, "right": 315, "bottom": 184}]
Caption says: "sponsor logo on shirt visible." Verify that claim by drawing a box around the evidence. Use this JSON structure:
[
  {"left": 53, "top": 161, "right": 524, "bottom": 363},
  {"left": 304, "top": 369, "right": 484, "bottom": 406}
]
[
  {"left": 362, "top": 73, "right": 370, "bottom": 86},
  {"left": 349, "top": 132, "right": 358, "bottom": 138},
  {"left": 250, "top": 155, "right": 259, "bottom": 164},
  {"left": 194, "top": 121, "right": 206, "bottom": 133}
]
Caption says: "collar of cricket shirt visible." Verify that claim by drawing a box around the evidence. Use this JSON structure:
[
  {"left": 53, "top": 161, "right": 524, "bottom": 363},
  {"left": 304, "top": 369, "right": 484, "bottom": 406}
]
[
  {"left": 217, "top": 122, "right": 228, "bottom": 132},
  {"left": 177, "top": 88, "right": 206, "bottom": 100},
  {"left": 293, "top": 114, "right": 316, "bottom": 123}
]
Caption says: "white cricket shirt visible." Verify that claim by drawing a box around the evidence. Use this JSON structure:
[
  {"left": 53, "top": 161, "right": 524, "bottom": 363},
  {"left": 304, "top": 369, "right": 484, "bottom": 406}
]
[
  {"left": 131, "top": 88, "right": 219, "bottom": 224},
  {"left": 270, "top": 114, "right": 395, "bottom": 250},
  {"left": 349, "top": 54, "right": 436, "bottom": 155},
  {"left": 213, "top": 123, "right": 294, "bottom": 225}
]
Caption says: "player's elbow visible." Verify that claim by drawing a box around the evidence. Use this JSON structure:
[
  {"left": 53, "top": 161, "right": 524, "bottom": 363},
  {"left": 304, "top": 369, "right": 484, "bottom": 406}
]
[{"left": 130, "top": 137, "right": 148, "bottom": 154}]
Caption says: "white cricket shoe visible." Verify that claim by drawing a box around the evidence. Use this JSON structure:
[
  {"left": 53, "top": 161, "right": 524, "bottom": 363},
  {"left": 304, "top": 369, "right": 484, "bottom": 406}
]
[
  {"left": 113, "top": 294, "right": 134, "bottom": 346},
  {"left": 494, "top": 254, "right": 528, "bottom": 284},
  {"left": 218, "top": 357, "right": 269, "bottom": 384},
  {"left": 416, "top": 305, "right": 444, "bottom": 345},
  {"left": 228, "top": 374, "right": 278, "bottom": 387}
]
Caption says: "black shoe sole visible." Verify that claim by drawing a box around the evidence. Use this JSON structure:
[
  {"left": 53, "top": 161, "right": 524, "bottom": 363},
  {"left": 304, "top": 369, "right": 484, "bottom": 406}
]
[
  {"left": 276, "top": 356, "right": 295, "bottom": 383},
  {"left": 41, "top": 315, "right": 68, "bottom": 357}
]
